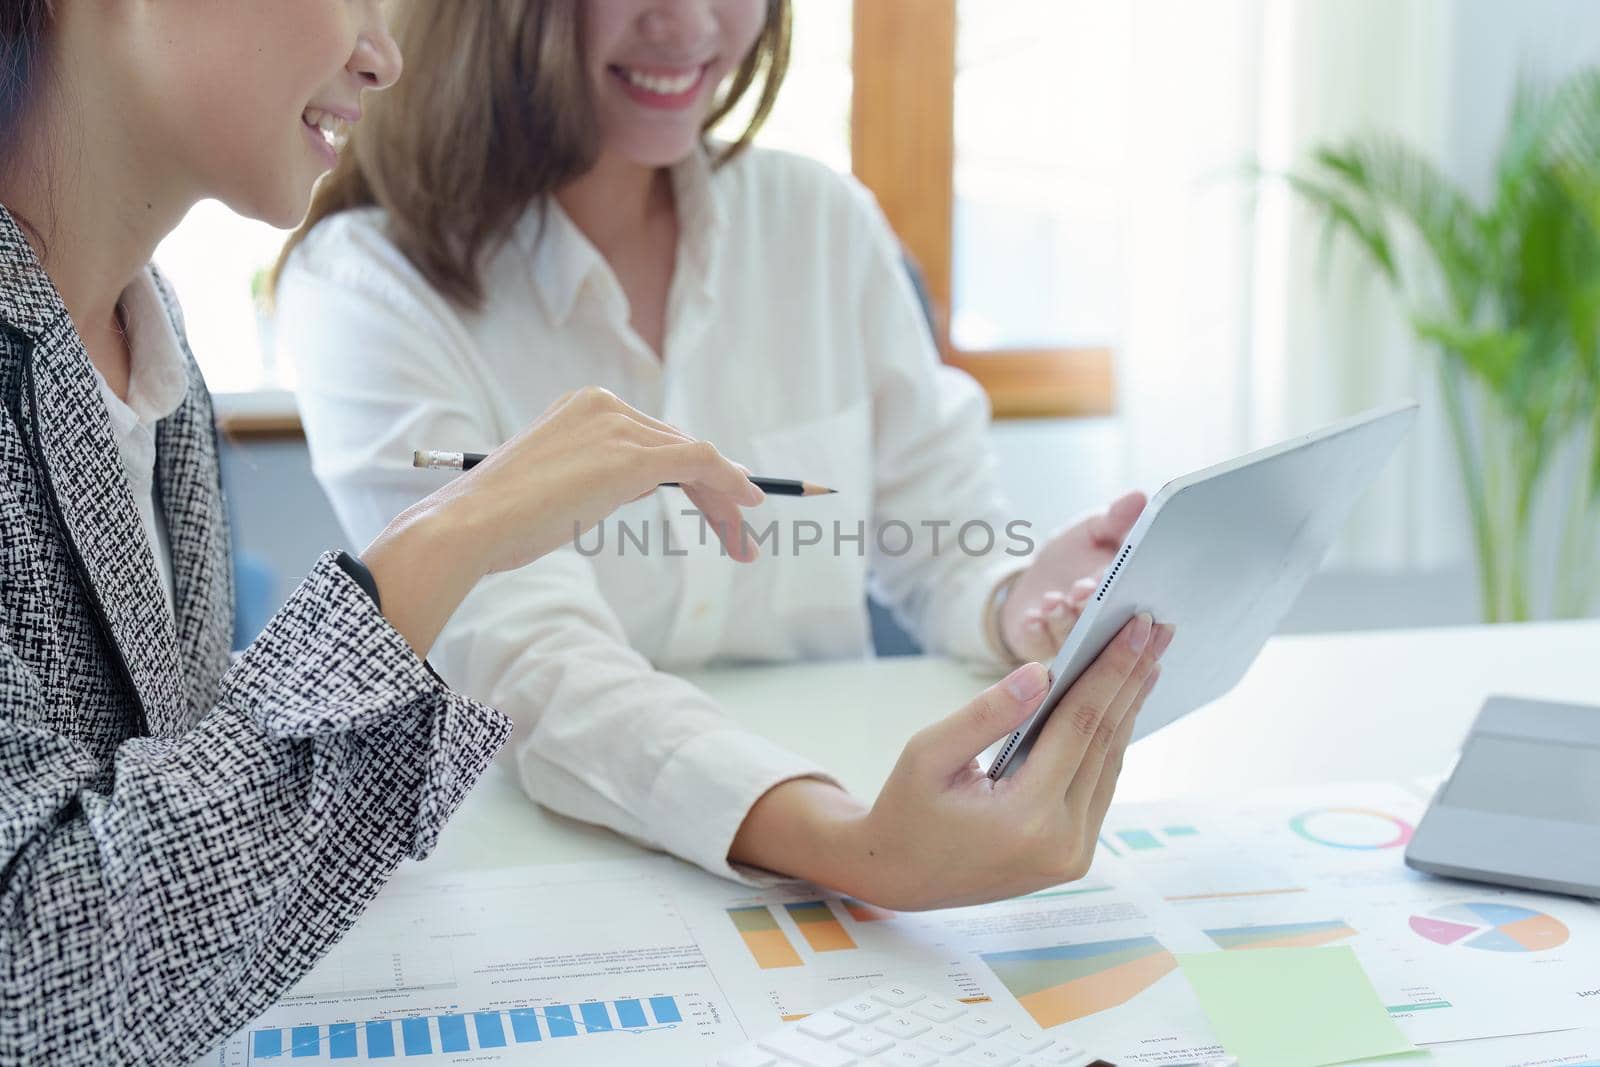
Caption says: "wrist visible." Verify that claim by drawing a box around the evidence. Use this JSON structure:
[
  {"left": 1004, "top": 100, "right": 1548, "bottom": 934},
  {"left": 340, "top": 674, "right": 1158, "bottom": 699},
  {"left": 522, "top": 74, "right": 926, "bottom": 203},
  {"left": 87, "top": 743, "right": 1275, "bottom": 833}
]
[
  {"left": 362, "top": 499, "right": 486, "bottom": 657},
  {"left": 986, "top": 567, "right": 1029, "bottom": 666},
  {"left": 728, "top": 778, "right": 872, "bottom": 892}
]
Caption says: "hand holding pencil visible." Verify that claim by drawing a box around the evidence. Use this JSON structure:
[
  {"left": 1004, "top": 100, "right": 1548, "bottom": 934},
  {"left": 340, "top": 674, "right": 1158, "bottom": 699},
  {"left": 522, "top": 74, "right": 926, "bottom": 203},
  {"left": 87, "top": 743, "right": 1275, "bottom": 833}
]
[
  {"left": 407, "top": 386, "right": 775, "bottom": 572},
  {"left": 415, "top": 449, "right": 835, "bottom": 497}
]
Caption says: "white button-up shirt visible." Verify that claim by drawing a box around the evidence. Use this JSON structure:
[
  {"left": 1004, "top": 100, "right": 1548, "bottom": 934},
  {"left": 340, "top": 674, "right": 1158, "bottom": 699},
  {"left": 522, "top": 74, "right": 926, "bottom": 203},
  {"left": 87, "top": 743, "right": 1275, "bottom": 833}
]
[
  {"left": 278, "top": 146, "right": 1027, "bottom": 883},
  {"left": 93, "top": 271, "right": 192, "bottom": 612}
]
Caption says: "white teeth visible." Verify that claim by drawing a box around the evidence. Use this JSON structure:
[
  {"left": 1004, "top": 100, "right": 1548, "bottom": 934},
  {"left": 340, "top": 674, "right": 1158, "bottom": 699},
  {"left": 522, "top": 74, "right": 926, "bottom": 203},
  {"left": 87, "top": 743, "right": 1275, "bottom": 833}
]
[
  {"left": 303, "top": 108, "right": 350, "bottom": 152},
  {"left": 621, "top": 67, "right": 700, "bottom": 95}
]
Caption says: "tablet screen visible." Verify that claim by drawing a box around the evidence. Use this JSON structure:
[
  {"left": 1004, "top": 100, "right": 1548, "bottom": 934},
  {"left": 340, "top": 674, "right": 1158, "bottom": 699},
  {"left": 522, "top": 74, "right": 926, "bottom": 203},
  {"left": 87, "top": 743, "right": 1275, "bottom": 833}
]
[{"left": 1442, "top": 734, "right": 1600, "bottom": 825}]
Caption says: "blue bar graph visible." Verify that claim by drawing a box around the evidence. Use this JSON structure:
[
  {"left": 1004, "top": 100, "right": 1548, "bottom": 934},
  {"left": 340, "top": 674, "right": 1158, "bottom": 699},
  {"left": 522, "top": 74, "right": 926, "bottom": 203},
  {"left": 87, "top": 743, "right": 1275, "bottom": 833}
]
[
  {"left": 366, "top": 1020, "right": 395, "bottom": 1058},
  {"left": 508, "top": 1008, "right": 541, "bottom": 1043},
  {"left": 437, "top": 1015, "right": 469, "bottom": 1053},
  {"left": 327, "top": 1023, "right": 357, "bottom": 1059},
  {"left": 291, "top": 1026, "right": 320, "bottom": 1057},
  {"left": 578, "top": 1002, "right": 613, "bottom": 1033},
  {"left": 401, "top": 1017, "right": 432, "bottom": 1055},
  {"left": 545, "top": 1005, "right": 578, "bottom": 1038},
  {"left": 247, "top": 996, "right": 684, "bottom": 1060},
  {"left": 472, "top": 1012, "right": 507, "bottom": 1048},
  {"left": 615, "top": 999, "right": 647, "bottom": 1028}
]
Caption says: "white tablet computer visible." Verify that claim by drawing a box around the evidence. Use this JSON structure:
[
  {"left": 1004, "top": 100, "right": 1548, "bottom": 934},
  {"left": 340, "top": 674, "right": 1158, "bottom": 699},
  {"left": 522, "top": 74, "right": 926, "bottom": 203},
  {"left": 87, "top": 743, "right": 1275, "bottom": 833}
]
[{"left": 986, "top": 401, "right": 1418, "bottom": 781}]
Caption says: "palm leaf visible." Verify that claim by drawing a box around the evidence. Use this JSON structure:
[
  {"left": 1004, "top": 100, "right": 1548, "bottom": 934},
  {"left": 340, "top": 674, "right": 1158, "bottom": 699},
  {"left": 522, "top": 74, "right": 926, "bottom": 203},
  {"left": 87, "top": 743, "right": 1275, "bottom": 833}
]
[{"left": 1271, "top": 65, "right": 1600, "bottom": 619}]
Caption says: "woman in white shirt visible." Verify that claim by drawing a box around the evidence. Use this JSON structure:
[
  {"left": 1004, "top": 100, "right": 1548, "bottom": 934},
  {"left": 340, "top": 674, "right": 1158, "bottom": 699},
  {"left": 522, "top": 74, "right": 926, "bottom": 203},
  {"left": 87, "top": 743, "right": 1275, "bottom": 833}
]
[{"left": 275, "top": 0, "right": 1171, "bottom": 908}]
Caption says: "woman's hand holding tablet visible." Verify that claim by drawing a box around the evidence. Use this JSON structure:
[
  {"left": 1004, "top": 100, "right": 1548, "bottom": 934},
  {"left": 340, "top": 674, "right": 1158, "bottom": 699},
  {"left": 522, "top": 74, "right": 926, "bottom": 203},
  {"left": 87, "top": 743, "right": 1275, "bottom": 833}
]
[
  {"left": 731, "top": 615, "right": 1174, "bottom": 911},
  {"left": 1000, "top": 490, "right": 1150, "bottom": 662}
]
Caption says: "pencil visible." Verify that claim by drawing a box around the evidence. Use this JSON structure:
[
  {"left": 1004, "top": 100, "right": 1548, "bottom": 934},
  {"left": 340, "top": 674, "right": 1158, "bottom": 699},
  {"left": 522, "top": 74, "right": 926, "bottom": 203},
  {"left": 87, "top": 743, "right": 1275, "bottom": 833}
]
[{"left": 412, "top": 450, "right": 836, "bottom": 496}]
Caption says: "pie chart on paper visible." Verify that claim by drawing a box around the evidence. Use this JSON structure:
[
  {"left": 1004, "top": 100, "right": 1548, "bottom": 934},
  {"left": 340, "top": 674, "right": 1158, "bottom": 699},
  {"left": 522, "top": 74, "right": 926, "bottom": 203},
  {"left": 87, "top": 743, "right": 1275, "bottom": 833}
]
[{"left": 1409, "top": 902, "right": 1570, "bottom": 952}]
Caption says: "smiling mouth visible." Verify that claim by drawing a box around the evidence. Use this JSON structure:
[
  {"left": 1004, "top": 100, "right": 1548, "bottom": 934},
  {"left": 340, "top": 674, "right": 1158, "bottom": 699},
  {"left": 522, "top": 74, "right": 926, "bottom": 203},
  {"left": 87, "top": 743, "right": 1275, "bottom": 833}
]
[
  {"left": 609, "top": 63, "right": 709, "bottom": 99},
  {"left": 302, "top": 107, "right": 351, "bottom": 153}
]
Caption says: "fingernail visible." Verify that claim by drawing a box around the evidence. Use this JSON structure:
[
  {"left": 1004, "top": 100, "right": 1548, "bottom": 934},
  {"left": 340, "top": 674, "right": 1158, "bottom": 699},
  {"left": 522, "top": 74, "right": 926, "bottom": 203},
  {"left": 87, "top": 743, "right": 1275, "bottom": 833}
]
[
  {"left": 1154, "top": 623, "right": 1176, "bottom": 657},
  {"left": 1047, "top": 601, "right": 1068, "bottom": 619},
  {"left": 745, "top": 480, "right": 765, "bottom": 504},
  {"left": 1004, "top": 662, "right": 1049, "bottom": 702},
  {"left": 1126, "top": 613, "right": 1152, "bottom": 654}
]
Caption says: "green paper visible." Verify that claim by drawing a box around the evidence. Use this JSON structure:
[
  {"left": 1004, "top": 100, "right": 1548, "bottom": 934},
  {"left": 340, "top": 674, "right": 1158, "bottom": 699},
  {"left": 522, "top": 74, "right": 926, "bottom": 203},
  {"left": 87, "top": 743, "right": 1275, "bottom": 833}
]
[{"left": 1177, "top": 947, "right": 1418, "bottom": 1067}]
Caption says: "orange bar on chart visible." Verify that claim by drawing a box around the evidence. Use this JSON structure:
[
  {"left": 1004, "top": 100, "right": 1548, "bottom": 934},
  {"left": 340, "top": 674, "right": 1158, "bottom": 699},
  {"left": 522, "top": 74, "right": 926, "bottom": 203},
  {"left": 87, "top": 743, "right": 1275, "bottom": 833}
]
[
  {"left": 728, "top": 906, "right": 804, "bottom": 969},
  {"left": 785, "top": 902, "right": 858, "bottom": 952}
]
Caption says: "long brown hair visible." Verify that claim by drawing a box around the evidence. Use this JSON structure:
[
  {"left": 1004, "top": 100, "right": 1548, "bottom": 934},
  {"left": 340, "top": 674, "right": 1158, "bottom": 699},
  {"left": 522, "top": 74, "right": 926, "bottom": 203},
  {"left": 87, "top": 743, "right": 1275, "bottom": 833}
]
[
  {"left": 1, "top": 0, "right": 58, "bottom": 244},
  {"left": 276, "top": 0, "right": 791, "bottom": 309}
]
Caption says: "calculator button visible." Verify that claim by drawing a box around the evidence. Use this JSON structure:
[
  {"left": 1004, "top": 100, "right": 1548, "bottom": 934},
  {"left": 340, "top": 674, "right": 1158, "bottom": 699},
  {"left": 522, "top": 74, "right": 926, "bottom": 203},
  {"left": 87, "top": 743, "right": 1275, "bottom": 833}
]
[
  {"left": 756, "top": 1030, "right": 858, "bottom": 1067},
  {"left": 955, "top": 1013, "right": 1010, "bottom": 1038},
  {"left": 839, "top": 1029, "right": 895, "bottom": 1056},
  {"left": 883, "top": 1049, "right": 941, "bottom": 1067},
  {"left": 717, "top": 1045, "right": 779, "bottom": 1067},
  {"left": 911, "top": 997, "right": 968, "bottom": 1023},
  {"left": 877, "top": 1014, "right": 932, "bottom": 1040},
  {"left": 836, "top": 998, "right": 889, "bottom": 1024},
  {"left": 919, "top": 1027, "right": 976, "bottom": 1054},
  {"left": 961, "top": 1049, "right": 1021, "bottom": 1066},
  {"left": 874, "top": 985, "right": 928, "bottom": 1008},
  {"left": 797, "top": 1013, "right": 853, "bottom": 1040},
  {"left": 1028, "top": 1042, "right": 1086, "bottom": 1064},
  {"left": 998, "top": 1029, "right": 1053, "bottom": 1054}
]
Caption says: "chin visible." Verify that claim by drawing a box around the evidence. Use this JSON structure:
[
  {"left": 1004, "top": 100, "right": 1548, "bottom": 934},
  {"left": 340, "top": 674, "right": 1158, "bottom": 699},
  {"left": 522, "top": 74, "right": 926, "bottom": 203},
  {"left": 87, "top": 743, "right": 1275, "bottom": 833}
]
[
  {"left": 618, "top": 131, "right": 708, "bottom": 170},
  {"left": 230, "top": 179, "right": 318, "bottom": 230}
]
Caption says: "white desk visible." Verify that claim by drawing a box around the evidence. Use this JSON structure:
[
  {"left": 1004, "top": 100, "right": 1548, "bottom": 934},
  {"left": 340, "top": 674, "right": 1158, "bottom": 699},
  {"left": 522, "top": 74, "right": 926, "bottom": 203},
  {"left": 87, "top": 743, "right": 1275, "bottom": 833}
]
[
  {"left": 423, "top": 620, "right": 1600, "bottom": 875},
  {"left": 384, "top": 621, "right": 1600, "bottom": 1065}
]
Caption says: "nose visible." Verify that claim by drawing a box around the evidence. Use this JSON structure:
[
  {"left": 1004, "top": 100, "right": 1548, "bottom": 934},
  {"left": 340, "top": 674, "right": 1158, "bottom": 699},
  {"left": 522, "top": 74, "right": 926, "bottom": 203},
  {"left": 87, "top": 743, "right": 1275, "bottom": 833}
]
[
  {"left": 349, "top": 13, "right": 404, "bottom": 92},
  {"left": 637, "top": 0, "right": 718, "bottom": 54}
]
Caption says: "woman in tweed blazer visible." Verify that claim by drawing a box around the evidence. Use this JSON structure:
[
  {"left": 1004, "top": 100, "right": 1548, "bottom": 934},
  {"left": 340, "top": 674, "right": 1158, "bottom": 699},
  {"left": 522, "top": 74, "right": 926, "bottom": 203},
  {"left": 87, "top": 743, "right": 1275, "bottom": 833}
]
[{"left": 0, "top": 4, "right": 769, "bottom": 1064}]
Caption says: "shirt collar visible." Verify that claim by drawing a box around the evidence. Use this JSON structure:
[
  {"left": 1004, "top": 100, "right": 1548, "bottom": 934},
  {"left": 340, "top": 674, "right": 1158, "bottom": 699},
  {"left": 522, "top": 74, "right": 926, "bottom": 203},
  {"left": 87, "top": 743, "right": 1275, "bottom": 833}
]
[
  {"left": 669, "top": 143, "right": 727, "bottom": 302},
  {"left": 518, "top": 144, "right": 729, "bottom": 326},
  {"left": 107, "top": 269, "right": 191, "bottom": 427}
]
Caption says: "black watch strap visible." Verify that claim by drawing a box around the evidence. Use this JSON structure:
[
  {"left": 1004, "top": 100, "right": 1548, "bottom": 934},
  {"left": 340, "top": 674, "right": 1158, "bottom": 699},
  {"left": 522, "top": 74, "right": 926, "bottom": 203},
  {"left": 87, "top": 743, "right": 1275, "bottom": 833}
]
[{"left": 334, "top": 550, "right": 382, "bottom": 611}]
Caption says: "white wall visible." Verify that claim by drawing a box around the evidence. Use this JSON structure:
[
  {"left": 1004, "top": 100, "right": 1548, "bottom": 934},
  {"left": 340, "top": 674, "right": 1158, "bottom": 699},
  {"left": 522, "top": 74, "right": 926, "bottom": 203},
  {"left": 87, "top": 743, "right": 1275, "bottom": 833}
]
[{"left": 1447, "top": 0, "right": 1600, "bottom": 197}]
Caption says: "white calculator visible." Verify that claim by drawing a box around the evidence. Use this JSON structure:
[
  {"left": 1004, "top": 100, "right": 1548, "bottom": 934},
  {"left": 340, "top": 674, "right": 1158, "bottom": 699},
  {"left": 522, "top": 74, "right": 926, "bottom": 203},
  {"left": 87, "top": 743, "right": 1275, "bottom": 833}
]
[{"left": 711, "top": 981, "right": 1233, "bottom": 1067}]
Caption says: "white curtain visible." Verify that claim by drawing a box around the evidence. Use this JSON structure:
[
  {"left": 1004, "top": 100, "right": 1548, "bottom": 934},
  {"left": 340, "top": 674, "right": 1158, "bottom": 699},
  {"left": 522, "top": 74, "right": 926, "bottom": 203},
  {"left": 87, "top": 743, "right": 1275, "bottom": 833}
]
[{"left": 1117, "top": 0, "right": 1462, "bottom": 571}]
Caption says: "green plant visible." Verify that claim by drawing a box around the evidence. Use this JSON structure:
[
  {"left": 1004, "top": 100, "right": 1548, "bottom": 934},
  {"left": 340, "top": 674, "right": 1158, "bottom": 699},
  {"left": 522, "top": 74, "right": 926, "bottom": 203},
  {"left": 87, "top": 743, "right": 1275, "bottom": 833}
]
[{"left": 1276, "top": 69, "right": 1600, "bottom": 622}]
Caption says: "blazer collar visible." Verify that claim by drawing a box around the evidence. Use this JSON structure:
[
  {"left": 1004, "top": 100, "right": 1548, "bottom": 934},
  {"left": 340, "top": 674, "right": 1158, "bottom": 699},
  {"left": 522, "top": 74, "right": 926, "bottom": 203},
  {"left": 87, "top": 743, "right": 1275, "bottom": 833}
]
[
  {"left": 0, "top": 204, "right": 67, "bottom": 337},
  {"left": 0, "top": 205, "right": 202, "bottom": 735},
  {"left": 150, "top": 271, "right": 236, "bottom": 724}
]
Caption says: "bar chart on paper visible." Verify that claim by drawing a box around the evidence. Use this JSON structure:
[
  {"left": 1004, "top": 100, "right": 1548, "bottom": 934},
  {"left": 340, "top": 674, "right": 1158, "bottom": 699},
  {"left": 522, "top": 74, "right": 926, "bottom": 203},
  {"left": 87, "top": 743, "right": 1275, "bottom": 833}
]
[
  {"left": 246, "top": 997, "right": 691, "bottom": 1062},
  {"left": 726, "top": 900, "right": 871, "bottom": 969},
  {"left": 196, "top": 862, "right": 740, "bottom": 1067}
]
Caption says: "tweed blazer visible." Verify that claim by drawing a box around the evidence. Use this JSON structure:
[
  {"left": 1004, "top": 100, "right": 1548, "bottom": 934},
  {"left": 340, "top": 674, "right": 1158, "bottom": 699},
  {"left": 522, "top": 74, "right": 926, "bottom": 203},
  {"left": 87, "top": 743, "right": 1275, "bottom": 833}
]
[{"left": 0, "top": 206, "right": 512, "bottom": 1065}]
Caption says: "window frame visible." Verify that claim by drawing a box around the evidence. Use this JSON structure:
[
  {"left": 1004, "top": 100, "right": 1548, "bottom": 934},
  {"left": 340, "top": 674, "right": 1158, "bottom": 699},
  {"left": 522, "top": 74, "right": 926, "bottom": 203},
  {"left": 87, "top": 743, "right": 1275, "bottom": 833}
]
[{"left": 850, "top": 0, "right": 1115, "bottom": 419}]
